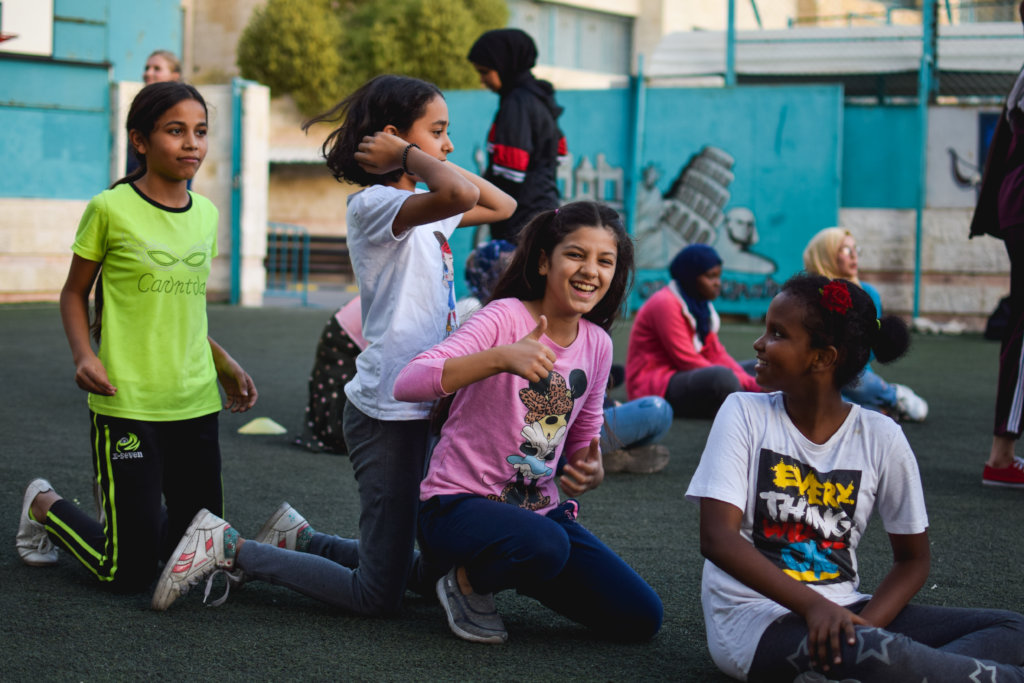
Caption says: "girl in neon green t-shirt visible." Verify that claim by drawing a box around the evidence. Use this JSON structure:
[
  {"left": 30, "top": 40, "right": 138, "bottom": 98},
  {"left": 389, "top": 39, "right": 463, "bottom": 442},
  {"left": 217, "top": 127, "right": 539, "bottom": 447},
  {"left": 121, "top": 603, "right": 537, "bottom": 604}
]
[{"left": 14, "top": 82, "right": 257, "bottom": 591}]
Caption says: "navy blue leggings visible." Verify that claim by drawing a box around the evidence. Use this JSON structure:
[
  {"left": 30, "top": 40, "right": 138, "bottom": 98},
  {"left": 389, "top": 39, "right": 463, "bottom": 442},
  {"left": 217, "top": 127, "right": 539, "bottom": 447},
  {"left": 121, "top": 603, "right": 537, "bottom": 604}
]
[{"left": 419, "top": 494, "right": 663, "bottom": 641}]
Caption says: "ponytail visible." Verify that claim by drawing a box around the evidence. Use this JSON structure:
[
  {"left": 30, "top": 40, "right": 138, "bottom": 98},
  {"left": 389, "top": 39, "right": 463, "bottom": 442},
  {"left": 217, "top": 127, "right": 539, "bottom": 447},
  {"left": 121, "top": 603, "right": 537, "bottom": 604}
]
[{"left": 110, "top": 165, "right": 145, "bottom": 190}]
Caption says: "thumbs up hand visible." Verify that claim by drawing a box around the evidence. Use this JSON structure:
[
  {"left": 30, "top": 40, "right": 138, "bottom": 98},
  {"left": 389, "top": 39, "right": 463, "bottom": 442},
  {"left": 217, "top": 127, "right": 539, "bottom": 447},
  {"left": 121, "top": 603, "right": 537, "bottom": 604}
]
[
  {"left": 560, "top": 437, "right": 604, "bottom": 497},
  {"left": 502, "top": 315, "right": 556, "bottom": 382}
]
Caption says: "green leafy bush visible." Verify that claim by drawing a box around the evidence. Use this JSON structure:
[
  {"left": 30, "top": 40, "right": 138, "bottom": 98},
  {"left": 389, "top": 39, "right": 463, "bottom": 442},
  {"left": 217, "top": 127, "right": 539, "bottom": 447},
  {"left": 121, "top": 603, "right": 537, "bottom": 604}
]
[{"left": 237, "top": 0, "right": 507, "bottom": 115}]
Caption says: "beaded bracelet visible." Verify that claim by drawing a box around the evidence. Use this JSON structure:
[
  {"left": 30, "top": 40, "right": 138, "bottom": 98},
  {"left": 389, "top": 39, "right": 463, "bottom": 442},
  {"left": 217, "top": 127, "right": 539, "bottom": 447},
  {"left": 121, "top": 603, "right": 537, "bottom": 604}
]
[{"left": 401, "top": 143, "right": 420, "bottom": 175}]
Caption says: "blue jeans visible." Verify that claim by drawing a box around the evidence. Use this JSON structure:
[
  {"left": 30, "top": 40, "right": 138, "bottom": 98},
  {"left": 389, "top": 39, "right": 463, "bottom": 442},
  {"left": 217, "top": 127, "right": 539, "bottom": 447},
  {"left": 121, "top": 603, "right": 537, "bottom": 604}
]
[
  {"left": 601, "top": 396, "right": 673, "bottom": 450},
  {"left": 748, "top": 601, "right": 1024, "bottom": 682},
  {"left": 419, "top": 494, "right": 663, "bottom": 641},
  {"left": 237, "top": 402, "right": 439, "bottom": 615},
  {"left": 842, "top": 365, "right": 898, "bottom": 412}
]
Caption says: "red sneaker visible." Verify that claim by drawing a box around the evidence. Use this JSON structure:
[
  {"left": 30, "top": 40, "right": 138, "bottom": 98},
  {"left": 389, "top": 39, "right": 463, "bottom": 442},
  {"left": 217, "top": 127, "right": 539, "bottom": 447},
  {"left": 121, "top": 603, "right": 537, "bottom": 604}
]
[{"left": 982, "top": 456, "right": 1024, "bottom": 488}]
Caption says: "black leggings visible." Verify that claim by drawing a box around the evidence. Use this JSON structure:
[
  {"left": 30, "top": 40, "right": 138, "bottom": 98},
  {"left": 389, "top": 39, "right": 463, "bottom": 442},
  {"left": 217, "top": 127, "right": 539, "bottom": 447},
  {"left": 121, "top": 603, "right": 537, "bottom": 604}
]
[
  {"left": 995, "top": 239, "right": 1024, "bottom": 437},
  {"left": 45, "top": 411, "right": 222, "bottom": 591},
  {"left": 664, "top": 360, "right": 756, "bottom": 418}
]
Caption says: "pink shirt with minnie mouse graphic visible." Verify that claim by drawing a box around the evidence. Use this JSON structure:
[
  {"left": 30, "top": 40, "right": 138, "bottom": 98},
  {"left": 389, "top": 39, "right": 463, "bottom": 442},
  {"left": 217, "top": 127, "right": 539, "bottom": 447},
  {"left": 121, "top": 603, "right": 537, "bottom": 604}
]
[{"left": 394, "top": 297, "right": 610, "bottom": 515}]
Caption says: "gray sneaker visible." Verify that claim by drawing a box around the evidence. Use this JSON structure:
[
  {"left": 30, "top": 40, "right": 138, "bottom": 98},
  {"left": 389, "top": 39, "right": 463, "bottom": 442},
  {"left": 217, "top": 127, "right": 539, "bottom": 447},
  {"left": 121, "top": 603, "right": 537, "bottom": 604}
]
[
  {"left": 436, "top": 566, "right": 508, "bottom": 644},
  {"left": 893, "top": 384, "right": 928, "bottom": 422},
  {"left": 16, "top": 478, "right": 58, "bottom": 566}
]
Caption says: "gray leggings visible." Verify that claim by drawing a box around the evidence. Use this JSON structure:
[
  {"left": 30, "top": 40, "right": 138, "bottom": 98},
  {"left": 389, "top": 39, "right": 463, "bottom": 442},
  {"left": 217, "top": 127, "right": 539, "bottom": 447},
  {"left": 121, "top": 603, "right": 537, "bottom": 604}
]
[
  {"left": 748, "top": 601, "right": 1024, "bottom": 682},
  {"left": 236, "top": 402, "right": 438, "bottom": 616}
]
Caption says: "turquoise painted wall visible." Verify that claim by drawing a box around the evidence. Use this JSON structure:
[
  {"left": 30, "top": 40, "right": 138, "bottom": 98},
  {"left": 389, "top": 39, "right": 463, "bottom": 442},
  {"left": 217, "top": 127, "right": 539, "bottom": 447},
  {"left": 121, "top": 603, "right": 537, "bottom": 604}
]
[
  {"left": 841, "top": 105, "right": 920, "bottom": 209},
  {"left": 639, "top": 86, "right": 843, "bottom": 317},
  {"left": 446, "top": 85, "right": 846, "bottom": 318},
  {"left": 107, "top": 0, "right": 182, "bottom": 82},
  {"left": 0, "top": 0, "right": 181, "bottom": 200}
]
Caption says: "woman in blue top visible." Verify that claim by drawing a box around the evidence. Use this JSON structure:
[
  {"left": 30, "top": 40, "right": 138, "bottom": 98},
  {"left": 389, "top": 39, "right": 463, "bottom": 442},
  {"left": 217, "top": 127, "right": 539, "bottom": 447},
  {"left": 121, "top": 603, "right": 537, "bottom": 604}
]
[{"left": 803, "top": 227, "right": 928, "bottom": 422}]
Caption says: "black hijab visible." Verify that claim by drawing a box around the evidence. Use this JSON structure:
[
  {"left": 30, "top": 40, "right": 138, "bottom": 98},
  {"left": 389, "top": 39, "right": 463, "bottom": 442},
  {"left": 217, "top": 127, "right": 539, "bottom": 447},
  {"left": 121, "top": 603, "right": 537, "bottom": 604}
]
[
  {"left": 669, "top": 244, "right": 723, "bottom": 344},
  {"left": 468, "top": 29, "right": 539, "bottom": 96}
]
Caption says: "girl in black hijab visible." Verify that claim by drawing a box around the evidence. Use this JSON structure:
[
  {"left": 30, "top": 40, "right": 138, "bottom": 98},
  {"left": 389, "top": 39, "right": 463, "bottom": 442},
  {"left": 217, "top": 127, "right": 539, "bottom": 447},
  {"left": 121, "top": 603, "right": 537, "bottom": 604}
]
[{"left": 468, "top": 29, "right": 567, "bottom": 243}]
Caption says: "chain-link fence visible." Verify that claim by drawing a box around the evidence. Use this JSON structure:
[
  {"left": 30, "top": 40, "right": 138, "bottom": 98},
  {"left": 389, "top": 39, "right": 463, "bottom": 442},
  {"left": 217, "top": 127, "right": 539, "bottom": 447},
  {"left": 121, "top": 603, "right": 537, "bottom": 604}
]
[
  {"left": 649, "top": 3, "right": 1023, "bottom": 102},
  {"left": 723, "top": 0, "right": 1024, "bottom": 104}
]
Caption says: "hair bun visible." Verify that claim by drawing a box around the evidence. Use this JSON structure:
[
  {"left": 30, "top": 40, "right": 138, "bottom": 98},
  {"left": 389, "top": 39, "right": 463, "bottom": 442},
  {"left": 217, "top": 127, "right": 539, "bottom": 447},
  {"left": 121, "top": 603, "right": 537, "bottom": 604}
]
[{"left": 872, "top": 315, "right": 910, "bottom": 364}]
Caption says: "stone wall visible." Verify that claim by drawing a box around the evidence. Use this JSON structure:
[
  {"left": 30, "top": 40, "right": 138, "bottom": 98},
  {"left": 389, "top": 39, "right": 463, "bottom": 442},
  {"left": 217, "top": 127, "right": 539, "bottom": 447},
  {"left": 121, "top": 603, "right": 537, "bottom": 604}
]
[{"left": 842, "top": 207, "right": 1008, "bottom": 330}]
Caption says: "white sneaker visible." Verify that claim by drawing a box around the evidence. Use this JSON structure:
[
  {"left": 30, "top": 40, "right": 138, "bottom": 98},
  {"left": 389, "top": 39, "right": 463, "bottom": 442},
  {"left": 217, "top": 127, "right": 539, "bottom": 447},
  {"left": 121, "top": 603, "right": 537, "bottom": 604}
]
[
  {"left": 16, "top": 478, "right": 58, "bottom": 566},
  {"left": 151, "top": 509, "right": 238, "bottom": 611},
  {"left": 893, "top": 384, "right": 928, "bottom": 422},
  {"left": 252, "top": 502, "right": 311, "bottom": 550}
]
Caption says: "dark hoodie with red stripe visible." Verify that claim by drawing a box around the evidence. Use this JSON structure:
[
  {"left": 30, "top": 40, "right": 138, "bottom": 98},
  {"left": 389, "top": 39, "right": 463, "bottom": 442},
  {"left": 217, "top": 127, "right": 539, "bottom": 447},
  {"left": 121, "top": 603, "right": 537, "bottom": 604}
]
[{"left": 469, "top": 29, "right": 567, "bottom": 243}]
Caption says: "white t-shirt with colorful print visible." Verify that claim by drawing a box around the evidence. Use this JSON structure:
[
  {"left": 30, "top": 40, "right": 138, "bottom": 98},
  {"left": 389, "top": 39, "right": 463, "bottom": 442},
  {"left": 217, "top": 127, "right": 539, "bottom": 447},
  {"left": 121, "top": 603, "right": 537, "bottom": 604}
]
[
  {"left": 343, "top": 184, "right": 462, "bottom": 421},
  {"left": 685, "top": 392, "right": 928, "bottom": 681}
]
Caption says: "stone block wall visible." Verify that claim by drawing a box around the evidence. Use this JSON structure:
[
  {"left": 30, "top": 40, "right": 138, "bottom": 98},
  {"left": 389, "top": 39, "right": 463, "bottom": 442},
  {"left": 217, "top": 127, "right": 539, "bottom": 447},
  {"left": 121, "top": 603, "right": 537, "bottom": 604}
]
[{"left": 842, "top": 207, "right": 1009, "bottom": 330}]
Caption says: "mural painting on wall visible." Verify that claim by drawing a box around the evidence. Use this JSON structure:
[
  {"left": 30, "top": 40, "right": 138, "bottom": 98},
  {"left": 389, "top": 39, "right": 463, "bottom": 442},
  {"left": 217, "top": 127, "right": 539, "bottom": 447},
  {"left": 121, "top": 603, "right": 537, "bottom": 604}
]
[
  {"left": 472, "top": 144, "right": 782, "bottom": 314},
  {"left": 633, "top": 146, "right": 779, "bottom": 307},
  {"left": 931, "top": 108, "right": 1004, "bottom": 210},
  {"left": 947, "top": 111, "right": 998, "bottom": 194}
]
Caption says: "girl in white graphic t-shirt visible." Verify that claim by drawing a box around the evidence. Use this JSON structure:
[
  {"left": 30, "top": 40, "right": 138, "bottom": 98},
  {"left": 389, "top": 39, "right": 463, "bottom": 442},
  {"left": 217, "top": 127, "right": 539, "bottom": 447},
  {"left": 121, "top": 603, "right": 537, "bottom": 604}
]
[
  {"left": 149, "top": 74, "right": 516, "bottom": 613},
  {"left": 686, "top": 273, "right": 1024, "bottom": 681}
]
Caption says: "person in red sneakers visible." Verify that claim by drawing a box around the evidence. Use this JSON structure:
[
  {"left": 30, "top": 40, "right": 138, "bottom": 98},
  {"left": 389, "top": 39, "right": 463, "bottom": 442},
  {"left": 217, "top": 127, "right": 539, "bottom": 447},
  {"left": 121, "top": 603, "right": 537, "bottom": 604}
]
[{"left": 970, "top": 1, "right": 1024, "bottom": 489}]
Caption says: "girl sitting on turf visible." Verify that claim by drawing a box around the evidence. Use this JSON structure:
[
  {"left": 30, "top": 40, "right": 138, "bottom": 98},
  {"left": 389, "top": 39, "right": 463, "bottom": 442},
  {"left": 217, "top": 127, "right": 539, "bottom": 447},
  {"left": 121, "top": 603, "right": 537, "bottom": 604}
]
[
  {"left": 626, "top": 243, "right": 760, "bottom": 419},
  {"left": 16, "top": 82, "right": 257, "bottom": 590},
  {"left": 686, "top": 273, "right": 1024, "bottom": 681},
  {"left": 393, "top": 201, "right": 663, "bottom": 644}
]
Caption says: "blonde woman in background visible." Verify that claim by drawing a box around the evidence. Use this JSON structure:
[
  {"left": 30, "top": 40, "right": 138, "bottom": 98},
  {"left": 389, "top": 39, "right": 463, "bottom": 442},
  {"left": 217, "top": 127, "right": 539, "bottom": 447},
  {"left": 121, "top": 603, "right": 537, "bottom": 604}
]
[
  {"left": 126, "top": 50, "right": 183, "bottom": 176},
  {"left": 143, "top": 50, "right": 181, "bottom": 84},
  {"left": 803, "top": 227, "right": 928, "bottom": 421}
]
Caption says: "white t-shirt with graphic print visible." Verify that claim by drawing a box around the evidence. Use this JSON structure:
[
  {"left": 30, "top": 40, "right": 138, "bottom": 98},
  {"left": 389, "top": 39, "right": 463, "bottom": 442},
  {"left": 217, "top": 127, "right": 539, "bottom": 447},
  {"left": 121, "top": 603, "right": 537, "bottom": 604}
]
[
  {"left": 344, "top": 184, "right": 462, "bottom": 421},
  {"left": 685, "top": 392, "right": 928, "bottom": 681}
]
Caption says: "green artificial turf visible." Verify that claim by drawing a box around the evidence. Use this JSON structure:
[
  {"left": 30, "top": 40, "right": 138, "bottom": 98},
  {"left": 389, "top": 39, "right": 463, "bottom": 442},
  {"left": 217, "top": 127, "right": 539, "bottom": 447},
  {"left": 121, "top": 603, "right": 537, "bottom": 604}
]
[{"left": 1, "top": 303, "right": 1020, "bottom": 681}]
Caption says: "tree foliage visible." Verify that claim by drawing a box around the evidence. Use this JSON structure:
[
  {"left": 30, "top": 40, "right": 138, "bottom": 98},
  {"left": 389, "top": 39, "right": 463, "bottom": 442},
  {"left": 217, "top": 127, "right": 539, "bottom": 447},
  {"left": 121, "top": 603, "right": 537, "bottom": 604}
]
[{"left": 237, "top": 0, "right": 508, "bottom": 116}]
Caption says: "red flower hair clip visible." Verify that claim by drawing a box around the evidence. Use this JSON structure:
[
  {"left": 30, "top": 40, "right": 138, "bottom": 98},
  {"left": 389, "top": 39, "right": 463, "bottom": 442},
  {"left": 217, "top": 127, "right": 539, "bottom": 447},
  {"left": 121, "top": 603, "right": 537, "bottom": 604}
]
[{"left": 820, "top": 280, "right": 853, "bottom": 315}]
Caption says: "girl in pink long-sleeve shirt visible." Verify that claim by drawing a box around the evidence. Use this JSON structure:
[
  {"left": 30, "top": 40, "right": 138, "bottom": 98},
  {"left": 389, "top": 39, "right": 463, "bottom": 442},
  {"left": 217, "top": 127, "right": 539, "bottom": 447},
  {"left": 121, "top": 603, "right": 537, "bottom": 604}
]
[
  {"left": 626, "top": 244, "right": 759, "bottom": 418},
  {"left": 394, "top": 201, "right": 662, "bottom": 645}
]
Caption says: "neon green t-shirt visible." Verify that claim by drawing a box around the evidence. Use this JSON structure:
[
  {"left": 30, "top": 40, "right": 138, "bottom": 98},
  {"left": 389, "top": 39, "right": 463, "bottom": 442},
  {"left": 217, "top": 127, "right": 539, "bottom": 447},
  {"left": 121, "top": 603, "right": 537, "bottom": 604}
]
[{"left": 72, "top": 183, "right": 222, "bottom": 421}]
